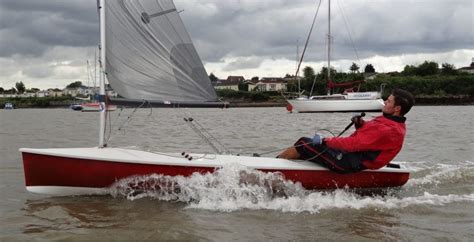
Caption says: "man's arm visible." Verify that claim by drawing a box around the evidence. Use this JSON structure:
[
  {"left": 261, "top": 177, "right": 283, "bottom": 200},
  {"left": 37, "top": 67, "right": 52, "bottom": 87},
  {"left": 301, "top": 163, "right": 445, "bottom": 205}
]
[{"left": 324, "top": 127, "right": 386, "bottom": 152}]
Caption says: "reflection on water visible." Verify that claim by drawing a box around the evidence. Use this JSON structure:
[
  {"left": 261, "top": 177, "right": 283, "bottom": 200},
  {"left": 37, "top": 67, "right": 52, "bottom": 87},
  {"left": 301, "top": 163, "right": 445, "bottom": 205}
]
[
  {"left": 344, "top": 210, "right": 401, "bottom": 240},
  {"left": 22, "top": 197, "right": 124, "bottom": 234}
]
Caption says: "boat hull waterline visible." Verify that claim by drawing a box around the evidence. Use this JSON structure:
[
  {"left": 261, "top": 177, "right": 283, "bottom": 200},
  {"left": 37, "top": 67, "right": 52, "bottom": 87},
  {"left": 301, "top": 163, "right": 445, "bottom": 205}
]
[
  {"left": 20, "top": 148, "right": 409, "bottom": 196},
  {"left": 288, "top": 99, "right": 385, "bottom": 113}
]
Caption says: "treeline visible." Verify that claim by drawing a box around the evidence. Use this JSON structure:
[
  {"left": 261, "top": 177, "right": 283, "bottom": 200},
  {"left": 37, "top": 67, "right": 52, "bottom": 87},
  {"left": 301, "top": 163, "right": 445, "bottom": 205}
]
[
  {"left": 215, "top": 89, "right": 284, "bottom": 102},
  {"left": 0, "top": 96, "right": 73, "bottom": 108},
  {"left": 287, "top": 61, "right": 474, "bottom": 98},
  {"left": 216, "top": 60, "right": 473, "bottom": 104}
]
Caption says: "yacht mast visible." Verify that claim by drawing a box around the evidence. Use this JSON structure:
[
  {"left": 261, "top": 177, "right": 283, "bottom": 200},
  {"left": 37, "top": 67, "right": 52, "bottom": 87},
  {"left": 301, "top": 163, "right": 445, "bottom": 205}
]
[
  {"left": 99, "top": 0, "right": 106, "bottom": 147},
  {"left": 327, "top": 0, "right": 331, "bottom": 95}
]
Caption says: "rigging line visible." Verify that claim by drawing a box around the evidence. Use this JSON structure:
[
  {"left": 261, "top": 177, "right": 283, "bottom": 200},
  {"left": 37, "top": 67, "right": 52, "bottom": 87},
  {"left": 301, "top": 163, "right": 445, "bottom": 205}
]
[
  {"left": 184, "top": 117, "right": 222, "bottom": 154},
  {"left": 106, "top": 145, "right": 218, "bottom": 160},
  {"left": 190, "top": 118, "right": 231, "bottom": 154},
  {"left": 106, "top": 100, "right": 148, "bottom": 144},
  {"left": 174, "top": 107, "right": 229, "bottom": 154},
  {"left": 309, "top": 73, "right": 318, "bottom": 97},
  {"left": 294, "top": 0, "right": 323, "bottom": 84},
  {"left": 255, "top": 129, "right": 336, "bottom": 156},
  {"left": 337, "top": 0, "right": 361, "bottom": 64}
]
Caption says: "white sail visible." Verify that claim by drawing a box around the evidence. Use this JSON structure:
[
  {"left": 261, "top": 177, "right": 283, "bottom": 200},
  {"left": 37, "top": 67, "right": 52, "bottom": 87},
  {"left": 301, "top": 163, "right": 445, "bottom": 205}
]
[{"left": 104, "top": 0, "right": 217, "bottom": 102}]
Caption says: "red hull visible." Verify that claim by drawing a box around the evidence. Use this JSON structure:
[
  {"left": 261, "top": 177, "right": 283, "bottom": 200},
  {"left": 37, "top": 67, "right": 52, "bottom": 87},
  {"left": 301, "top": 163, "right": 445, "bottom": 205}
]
[{"left": 22, "top": 153, "right": 409, "bottom": 190}]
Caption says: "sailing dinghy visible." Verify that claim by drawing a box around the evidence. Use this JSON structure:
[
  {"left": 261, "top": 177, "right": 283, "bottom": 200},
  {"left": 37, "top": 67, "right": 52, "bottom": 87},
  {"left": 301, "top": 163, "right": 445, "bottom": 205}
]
[{"left": 20, "top": 0, "right": 409, "bottom": 196}]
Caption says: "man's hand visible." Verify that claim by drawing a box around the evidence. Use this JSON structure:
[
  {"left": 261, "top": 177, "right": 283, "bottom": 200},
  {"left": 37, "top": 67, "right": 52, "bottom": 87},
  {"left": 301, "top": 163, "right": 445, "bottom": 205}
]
[
  {"left": 351, "top": 114, "right": 365, "bottom": 129},
  {"left": 312, "top": 133, "right": 324, "bottom": 145}
]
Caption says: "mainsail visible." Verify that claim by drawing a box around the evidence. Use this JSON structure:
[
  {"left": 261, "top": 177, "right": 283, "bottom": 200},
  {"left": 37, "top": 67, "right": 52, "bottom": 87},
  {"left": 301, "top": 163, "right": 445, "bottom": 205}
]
[{"left": 104, "top": 0, "right": 217, "bottom": 103}]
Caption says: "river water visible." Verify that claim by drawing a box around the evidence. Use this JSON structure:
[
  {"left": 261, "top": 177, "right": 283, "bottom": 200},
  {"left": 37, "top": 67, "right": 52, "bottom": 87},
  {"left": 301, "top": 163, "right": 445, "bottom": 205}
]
[{"left": 1, "top": 106, "right": 473, "bottom": 241}]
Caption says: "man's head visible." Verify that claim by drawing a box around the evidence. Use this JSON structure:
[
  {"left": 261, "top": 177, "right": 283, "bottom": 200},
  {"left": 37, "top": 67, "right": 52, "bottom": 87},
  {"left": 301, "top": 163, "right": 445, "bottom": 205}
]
[{"left": 382, "top": 89, "right": 415, "bottom": 116}]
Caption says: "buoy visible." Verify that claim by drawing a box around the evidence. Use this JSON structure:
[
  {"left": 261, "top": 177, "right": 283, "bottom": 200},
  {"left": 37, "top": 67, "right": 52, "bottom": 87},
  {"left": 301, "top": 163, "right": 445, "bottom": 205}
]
[{"left": 286, "top": 103, "right": 293, "bottom": 113}]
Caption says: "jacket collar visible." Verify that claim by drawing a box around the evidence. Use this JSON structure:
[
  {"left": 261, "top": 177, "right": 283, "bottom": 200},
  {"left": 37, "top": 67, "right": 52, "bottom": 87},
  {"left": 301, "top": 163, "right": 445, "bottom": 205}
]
[{"left": 383, "top": 113, "right": 406, "bottom": 123}]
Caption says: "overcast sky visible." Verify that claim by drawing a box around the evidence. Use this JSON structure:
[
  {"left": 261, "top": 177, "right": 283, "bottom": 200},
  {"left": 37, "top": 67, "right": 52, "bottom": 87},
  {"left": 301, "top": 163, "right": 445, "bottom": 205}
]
[{"left": 0, "top": 0, "right": 473, "bottom": 89}]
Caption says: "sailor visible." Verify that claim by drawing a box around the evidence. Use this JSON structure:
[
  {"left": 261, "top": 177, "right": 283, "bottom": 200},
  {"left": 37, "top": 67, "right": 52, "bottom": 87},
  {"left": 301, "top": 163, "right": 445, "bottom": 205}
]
[{"left": 277, "top": 89, "right": 415, "bottom": 173}]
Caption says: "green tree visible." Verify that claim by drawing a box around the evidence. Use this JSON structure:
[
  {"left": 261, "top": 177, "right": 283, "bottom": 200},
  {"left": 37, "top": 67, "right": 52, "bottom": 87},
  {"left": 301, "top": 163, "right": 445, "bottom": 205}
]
[
  {"left": 319, "top": 66, "right": 336, "bottom": 80},
  {"left": 364, "top": 64, "right": 375, "bottom": 73},
  {"left": 349, "top": 62, "right": 360, "bottom": 73},
  {"left": 402, "top": 65, "right": 417, "bottom": 76},
  {"left": 66, "top": 81, "right": 82, "bottom": 89},
  {"left": 303, "top": 66, "right": 315, "bottom": 79},
  {"left": 417, "top": 61, "right": 439, "bottom": 76},
  {"left": 0, "top": 87, "right": 4, "bottom": 93},
  {"left": 15, "top": 81, "right": 26, "bottom": 94},
  {"left": 441, "top": 63, "right": 458, "bottom": 75},
  {"left": 209, "top": 73, "right": 219, "bottom": 83},
  {"left": 251, "top": 76, "right": 259, "bottom": 82},
  {"left": 5, "top": 88, "right": 16, "bottom": 94},
  {"left": 238, "top": 82, "right": 249, "bottom": 91}
]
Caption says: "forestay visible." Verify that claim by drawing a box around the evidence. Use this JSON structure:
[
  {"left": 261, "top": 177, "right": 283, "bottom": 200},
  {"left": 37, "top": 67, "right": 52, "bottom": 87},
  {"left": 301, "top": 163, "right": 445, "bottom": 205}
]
[{"left": 104, "top": 0, "right": 217, "bottom": 102}]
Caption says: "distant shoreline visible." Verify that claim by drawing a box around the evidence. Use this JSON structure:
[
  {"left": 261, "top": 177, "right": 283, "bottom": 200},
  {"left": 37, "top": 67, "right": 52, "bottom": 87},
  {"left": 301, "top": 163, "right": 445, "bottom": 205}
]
[
  {"left": 2, "top": 95, "right": 472, "bottom": 109},
  {"left": 229, "top": 95, "right": 474, "bottom": 108}
]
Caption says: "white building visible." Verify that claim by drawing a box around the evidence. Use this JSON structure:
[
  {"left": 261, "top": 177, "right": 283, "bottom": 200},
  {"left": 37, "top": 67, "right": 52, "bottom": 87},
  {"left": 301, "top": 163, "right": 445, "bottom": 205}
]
[
  {"left": 213, "top": 76, "right": 245, "bottom": 91},
  {"left": 458, "top": 58, "right": 474, "bottom": 74},
  {"left": 255, "top": 78, "right": 287, "bottom": 92}
]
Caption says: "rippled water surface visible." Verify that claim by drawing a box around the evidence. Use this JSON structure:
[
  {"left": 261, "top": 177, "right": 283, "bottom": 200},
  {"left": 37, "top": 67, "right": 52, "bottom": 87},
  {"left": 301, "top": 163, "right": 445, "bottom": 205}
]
[{"left": 1, "top": 106, "right": 473, "bottom": 240}]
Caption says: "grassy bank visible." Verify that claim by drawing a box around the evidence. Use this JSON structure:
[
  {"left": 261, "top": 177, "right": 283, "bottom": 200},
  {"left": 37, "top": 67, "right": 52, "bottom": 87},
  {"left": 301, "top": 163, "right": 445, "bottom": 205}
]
[{"left": 0, "top": 96, "right": 74, "bottom": 109}]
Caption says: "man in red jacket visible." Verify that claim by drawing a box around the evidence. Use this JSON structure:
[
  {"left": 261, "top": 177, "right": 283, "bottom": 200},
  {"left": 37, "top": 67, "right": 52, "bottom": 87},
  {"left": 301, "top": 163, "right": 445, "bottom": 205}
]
[{"left": 277, "top": 89, "right": 415, "bottom": 173}]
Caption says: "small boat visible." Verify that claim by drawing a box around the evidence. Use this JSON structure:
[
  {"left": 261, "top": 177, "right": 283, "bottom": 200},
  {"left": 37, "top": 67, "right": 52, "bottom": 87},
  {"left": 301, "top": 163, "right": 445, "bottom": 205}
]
[
  {"left": 287, "top": 0, "right": 384, "bottom": 113},
  {"left": 20, "top": 0, "right": 410, "bottom": 196},
  {"left": 288, "top": 93, "right": 385, "bottom": 113},
  {"left": 4, "top": 102, "right": 14, "bottom": 110},
  {"left": 80, "top": 102, "right": 117, "bottom": 112},
  {"left": 70, "top": 104, "right": 83, "bottom": 111},
  {"left": 70, "top": 102, "right": 117, "bottom": 112}
]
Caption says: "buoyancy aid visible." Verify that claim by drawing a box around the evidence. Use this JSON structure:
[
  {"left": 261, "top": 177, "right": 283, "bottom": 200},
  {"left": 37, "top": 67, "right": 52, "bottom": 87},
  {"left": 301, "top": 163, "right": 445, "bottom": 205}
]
[{"left": 324, "top": 114, "right": 406, "bottom": 169}]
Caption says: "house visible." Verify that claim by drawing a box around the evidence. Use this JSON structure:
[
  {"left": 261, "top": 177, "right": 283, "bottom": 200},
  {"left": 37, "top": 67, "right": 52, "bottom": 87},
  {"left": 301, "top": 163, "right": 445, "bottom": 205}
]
[
  {"left": 63, "top": 85, "right": 95, "bottom": 97},
  {"left": 22, "top": 91, "right": 37, "bottom": 98},
  {"left": 364, "top": 73, "right": 379, "bottom": 80},
  {"left": 213, "top": 76, "right": 245, "bottom": 91},
  {"left": 255, "top": 77, "right": 287, "bottom": 92},
  {"left": 63, "top": 88, "right": 80, "bottom": 97},
  {"left": 458, "top": 58, "right": 474, "bottom": 74},
  {"left": 36, "top": 90, "right": 50, "bottom": 97},
  {"left": 48, "top": 88, "right": 63, "bottom": 97}
]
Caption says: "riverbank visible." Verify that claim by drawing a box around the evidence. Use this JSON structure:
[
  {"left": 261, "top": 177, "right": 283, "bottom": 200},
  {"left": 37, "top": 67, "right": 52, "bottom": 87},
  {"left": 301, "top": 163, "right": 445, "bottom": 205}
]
[
  {"left": 1, "top": 95, "right": 472, "bottom": 109},
  {"left": 228, "top": 95, "right": 474, "bottom": 108}
]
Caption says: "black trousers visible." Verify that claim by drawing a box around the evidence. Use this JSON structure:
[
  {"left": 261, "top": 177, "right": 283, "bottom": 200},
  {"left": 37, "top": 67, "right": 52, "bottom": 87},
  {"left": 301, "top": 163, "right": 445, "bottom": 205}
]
[{"left": 294, "top": 137, "right": 367, "bottom": 174}]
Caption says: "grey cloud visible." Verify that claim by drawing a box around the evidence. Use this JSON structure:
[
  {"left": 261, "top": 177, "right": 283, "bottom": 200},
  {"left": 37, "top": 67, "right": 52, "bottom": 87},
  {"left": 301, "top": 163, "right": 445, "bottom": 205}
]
[
  {"left": 0, "top": 0, "right": 472, "bottom": 86},
  {"left": 23, "top": 65, "right": 53, "bottom": 79},
  {"left": 0, "top": 0, "right": 99, "bottom": 58},
  {"left": 222, "top": 56, "right": 264, "bottom": 71},
  {"left": 177, "top": 0, "right": 473, "bottom": 63}
]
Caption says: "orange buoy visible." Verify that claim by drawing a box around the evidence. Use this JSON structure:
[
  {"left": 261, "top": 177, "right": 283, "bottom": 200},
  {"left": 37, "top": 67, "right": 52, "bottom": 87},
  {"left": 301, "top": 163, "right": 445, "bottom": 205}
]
[{"left": 286, "top": 103, "right": 293, "bottom": 113}]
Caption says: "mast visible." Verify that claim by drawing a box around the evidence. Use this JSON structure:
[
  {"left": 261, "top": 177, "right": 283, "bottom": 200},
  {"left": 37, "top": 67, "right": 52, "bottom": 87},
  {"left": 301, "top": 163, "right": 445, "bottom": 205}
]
[
  {"left": 99, "top": 0, "right": 106, "bottom": 148},
  {"left": 296, "top": 38, "right": 300, "bottom": 95},
  {"left": 327, "top": 0, "right": 331, "bottom": 95}
]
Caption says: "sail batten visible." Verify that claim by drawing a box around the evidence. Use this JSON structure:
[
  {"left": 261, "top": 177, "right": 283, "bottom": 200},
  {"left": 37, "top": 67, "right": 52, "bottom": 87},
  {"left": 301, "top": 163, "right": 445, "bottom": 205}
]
[{"left": 104, "top": 0, "right": 217, "bottom": 102}]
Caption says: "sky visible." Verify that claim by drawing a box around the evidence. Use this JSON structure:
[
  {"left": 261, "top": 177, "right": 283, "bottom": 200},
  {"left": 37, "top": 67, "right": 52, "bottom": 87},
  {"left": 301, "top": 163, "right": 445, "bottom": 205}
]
[{"left": 0, "top": 0, "right": 473, "bottom": 90}]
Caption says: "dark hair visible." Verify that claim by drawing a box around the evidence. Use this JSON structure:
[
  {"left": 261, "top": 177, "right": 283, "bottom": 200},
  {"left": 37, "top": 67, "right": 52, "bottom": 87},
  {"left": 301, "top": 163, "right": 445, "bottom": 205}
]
[{"left": 392, "top": 89, "right": 415, "bottom": 115}]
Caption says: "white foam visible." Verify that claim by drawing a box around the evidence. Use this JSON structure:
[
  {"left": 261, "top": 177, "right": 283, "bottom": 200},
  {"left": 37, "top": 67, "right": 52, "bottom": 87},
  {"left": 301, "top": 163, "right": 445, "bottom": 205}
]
[
  {"left": 109, "top": 163, "right": 474, "bottom": 213},
  {"left": 407, "top": 161, "right": 474, "bottom": 187}
]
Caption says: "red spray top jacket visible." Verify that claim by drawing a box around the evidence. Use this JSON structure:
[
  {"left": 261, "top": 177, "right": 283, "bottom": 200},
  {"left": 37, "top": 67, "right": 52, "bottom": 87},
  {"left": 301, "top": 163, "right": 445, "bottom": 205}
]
[{"left": 324, "top": 114, "right": 407, "bottom": 170}]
